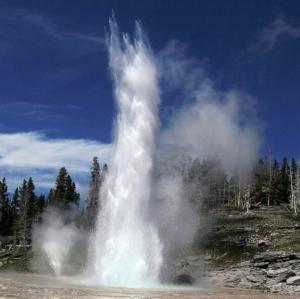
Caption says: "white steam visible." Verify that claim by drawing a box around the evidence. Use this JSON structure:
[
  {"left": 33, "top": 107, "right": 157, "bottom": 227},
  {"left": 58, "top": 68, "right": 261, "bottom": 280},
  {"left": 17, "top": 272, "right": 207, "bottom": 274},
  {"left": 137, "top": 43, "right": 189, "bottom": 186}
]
[
  {"left": 87, "top": 19, "right": 162, "bottom": 286},
  {"left": 158, "top": 41, "right": 260, "bottom": 178},
  {"left": 32, "top": 208, "right": 86, "bottom": 276}
]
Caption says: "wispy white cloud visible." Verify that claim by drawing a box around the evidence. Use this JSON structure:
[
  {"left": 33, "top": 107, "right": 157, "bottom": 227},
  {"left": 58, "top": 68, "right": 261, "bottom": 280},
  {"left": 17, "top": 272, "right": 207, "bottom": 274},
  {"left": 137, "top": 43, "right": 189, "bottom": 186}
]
[
  {"left": 0, "top": 8, "right": 105, "bottom": 46},
  {"left": 0, "top": 132, "right": 112, "bottom": 193},
  {"left": 253, "top": 16, "right": 300, "bottom": 52},
  {"left": 0, "top": 132, "right": 111, "bottom": 172},
  {"left": 0, "top": 101, "right": 82, "bottom": 117}
]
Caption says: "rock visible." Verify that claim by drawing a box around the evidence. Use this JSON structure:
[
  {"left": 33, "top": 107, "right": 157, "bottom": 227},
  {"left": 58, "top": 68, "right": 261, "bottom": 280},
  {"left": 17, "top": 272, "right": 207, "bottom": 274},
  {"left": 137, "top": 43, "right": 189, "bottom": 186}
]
[
  {"left": 253, "top": 262, "right": 269, "bottom": 268},
  {"left": 173, "top": 274, "right": 194, "bottom": 285},
  {"left": 267, "top": 268, "right": 286, "bottom": 277},
  {"left": 267, "top": 268, "right": 296, "bottom": 282},
  {"left": 233, "top": 238, "right": 247, "bottom": 247},
  {"left": 246, "top": 275, "right": 264, "bottom": 283},
  {"left": 204, "top": 255, "right": 211, "bottom": 261},
  {"left": 224, "top": 277, "right": 241, "bottom": 288},
  {"left": 239, "top": 261, "right": 250, "bottom": 267},
  {"left": 252, "top": 252, "right": 299, "bottom": 264},
  {"left": 258, "top": 239, "right": 268, "bottom": 247},
  {"left": 286, "top": 276, "right": 300, "bottom": 285},
  {"left": 269, "top": 283, "right": 284, "bottom": 293}
]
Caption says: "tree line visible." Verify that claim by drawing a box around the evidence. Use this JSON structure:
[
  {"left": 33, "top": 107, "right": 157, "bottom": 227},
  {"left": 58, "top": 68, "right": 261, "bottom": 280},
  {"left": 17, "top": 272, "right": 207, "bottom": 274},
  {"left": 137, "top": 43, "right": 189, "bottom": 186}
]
[
  {"left": 180, "top": 155, "right": 300, "bottom": 215},
  {"left": 0, "top": 154, "right": 299, "bottom": 247}
]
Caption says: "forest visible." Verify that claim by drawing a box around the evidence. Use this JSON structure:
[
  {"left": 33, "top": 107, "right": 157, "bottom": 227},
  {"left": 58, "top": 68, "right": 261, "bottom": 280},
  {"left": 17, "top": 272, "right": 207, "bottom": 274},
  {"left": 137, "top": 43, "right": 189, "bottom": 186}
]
[{"left": 0, "top": 154, "right": 299, "bottom": 248}]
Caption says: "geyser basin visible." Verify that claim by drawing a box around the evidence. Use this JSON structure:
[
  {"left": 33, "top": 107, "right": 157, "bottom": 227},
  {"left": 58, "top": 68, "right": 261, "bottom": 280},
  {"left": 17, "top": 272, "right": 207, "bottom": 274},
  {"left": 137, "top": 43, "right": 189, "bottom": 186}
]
[
  {"left": 0, "top": 272, "right": 288, "bottom": 299},
  {"left": 87, "top": 18, "right": 163, "bottom": 286}
]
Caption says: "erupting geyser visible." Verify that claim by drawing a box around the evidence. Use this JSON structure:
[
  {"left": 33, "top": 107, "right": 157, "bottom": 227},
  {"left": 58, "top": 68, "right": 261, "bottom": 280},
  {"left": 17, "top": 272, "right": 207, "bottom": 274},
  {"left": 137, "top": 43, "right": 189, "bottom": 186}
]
[{"left": 88, "top": 18, "right": 163, "bottom": 286}]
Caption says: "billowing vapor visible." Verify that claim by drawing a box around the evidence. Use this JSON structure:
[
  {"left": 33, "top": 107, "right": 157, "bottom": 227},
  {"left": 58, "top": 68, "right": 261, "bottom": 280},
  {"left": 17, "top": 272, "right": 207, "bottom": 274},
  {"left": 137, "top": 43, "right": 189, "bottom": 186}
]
[
  {"left": 158, "top": 41, "right": 260, "bottom": 178},
  {"left": 32, "top": 207, "right": 87, "bottom": 275}
]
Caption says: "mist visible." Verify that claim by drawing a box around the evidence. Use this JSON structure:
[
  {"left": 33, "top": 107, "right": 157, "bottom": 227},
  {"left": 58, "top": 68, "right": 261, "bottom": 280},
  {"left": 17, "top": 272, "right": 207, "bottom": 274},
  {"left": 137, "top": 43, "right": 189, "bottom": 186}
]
[
  {"left": 158, "top": 41, "right": 260, "bottom": 179},
  {"left": 32, "top": 206, "right": 87, "bottom": 276}
]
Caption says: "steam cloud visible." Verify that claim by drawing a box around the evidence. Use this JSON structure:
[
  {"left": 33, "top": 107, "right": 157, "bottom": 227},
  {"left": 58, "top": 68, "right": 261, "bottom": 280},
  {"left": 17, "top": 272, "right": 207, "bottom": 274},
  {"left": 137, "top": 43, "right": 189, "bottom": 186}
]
[
  {"left": 158, "top": 41, "right": 260, "bottom": 178},
  {"left": 32, "top": 207, "right": 87, "bottom": 276}
]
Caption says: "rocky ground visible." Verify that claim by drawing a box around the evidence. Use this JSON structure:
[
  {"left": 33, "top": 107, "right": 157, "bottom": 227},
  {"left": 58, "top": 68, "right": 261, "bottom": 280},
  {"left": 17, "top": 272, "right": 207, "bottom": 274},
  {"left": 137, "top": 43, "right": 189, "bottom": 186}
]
[
  {"left": 209, "top": 252, "right": 300, "bottom": 293},
  {"left": 173, "top": 205, "right": 300, "bottom": 294}
]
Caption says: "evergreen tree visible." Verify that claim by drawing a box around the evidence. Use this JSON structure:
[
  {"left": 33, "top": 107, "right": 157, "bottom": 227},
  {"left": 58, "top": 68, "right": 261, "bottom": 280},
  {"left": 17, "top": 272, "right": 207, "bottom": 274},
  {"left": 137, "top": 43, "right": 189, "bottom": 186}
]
[
  {"left": 0, "top": 178, "right": 11, "bottom": 236},
  {"left": 251, "top": 159, "right": 268, "bottom": 205},
  {"left": 47, "top": 188, "right": 55, "bottom": 206},
  {"left": 267, "top": 160, "right": 280, "bottom": 204},
  {"left": 49, "top": 167, "right": 80, "bottom": 209},
  {"left": 34, "top": 194, "right": 46, "bottom": 223},
  {"left": 27, "top": 177, "right": 36, "bottom": 219},
  {"left": 86, "top": 157, "right": 102, "bottom": 230},
  {"left": 65, "top": 175, "right": 80, "bottom": 206},
  {"left": 10, "top": 188, "right": 20, "bottom": 238},
  {"left": 35, "top": 195, "right": 46, "bottom": 214},
  {"left": 19, "top": 180, "right": 29, "bottom": 245},
  {"left": 53, "top": 167, "right": 68, "bottom": 206},
  {"left": 18, "top": 178, "right": 37, "bottom": 245},
  {"left": 278, "top": 157, "right": 291, "bottom": 203}
]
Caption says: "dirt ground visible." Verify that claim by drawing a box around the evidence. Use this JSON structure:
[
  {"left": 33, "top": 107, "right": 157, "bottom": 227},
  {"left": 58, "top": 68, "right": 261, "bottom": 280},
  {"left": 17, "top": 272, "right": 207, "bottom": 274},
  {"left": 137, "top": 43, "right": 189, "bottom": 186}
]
[{"left": 0, "top": 272, "right": 298, "bottom": 299}]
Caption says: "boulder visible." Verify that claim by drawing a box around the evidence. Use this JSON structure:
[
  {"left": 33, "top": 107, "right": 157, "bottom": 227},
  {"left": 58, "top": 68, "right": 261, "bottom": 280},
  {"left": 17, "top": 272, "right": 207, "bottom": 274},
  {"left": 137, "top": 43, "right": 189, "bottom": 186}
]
[
  {"left": 258, "top": 239, "right": 268, "bottom": 247},
  {"left": 253, "top": 262, "right": 269, "bottom": 268},
  {"left": 173, "top": 274, "right": 194, "bottom": 285},
  {"left": 252, "top": 252, "right": 299, "bottom": 264},
  {"left": 246, "top": 275, "right": 265, "bottom": 283},
  {"left": 267, "top": 268, "right": 296, "bottom": 282},
  {"left": 286, "top": 276, "right": 300, "bottom": 285}
]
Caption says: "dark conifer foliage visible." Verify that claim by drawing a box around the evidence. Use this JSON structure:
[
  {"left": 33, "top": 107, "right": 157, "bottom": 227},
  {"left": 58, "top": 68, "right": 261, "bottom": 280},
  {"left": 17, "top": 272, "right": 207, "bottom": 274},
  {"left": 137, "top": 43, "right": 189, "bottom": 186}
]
[
  {"left": 49, "top": 167, "right": 80, "bottom": 209},
  {"left": 85, "top": 157, "right": 107, "bottom": 231},
  {"left": 0, "top": 178, "right": 11, "bottom": 236},
  {"left": 18, "top": 178, "right": 36, "bottom": 245}
]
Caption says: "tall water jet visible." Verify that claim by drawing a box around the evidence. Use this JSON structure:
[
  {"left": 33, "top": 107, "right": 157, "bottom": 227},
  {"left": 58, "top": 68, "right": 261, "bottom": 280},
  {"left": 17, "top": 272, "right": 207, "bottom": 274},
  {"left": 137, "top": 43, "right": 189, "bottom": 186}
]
[{"left": 88, "top": 18, "right": 163, "bottom": 286}]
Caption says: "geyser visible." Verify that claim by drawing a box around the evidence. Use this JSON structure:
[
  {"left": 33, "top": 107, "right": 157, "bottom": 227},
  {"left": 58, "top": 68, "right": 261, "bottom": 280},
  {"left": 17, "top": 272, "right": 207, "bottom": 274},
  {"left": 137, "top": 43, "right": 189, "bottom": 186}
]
[{"left": 88, "top": 18, "right": 163, "bottom": 286}]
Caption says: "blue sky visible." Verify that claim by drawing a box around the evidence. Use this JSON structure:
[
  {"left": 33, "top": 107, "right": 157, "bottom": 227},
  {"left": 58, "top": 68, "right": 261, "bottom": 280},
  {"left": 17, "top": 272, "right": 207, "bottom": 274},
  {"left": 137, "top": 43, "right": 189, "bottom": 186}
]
[{"left": 0, "top": 0, "right": 299, "bottom": 196}]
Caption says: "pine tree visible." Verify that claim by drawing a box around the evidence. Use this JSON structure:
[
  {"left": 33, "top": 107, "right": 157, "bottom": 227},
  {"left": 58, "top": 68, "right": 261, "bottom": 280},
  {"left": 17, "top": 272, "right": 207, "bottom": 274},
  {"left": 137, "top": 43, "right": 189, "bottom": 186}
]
[
  {"left": 34, "top": 195, "right": 46, "bottom": 222},
  {"left": 278, "top": 157, "right": 291, "bottom": 203},
  {"left": 86, "top": 157, "right": 102, "bottom": 230},
  {"left": 49, "top": 167, "right": 80, "bottom": 209},
  {"left": 18, "top": 178, "right": 36, "bottom": 245},
  {"left": 65, "top": 175, "right": 80, "bottom": 206},
  {"left": 27, "top": 177, "right": 36, "bottom": 219},
  {"left": 10, "top": 188, "right": 20, "bottom": 239},
  {"left": 0, "top": 178, "right": 11, "bottom": 236},
  {"left": 270, "top": 160, "right": 281, "bottom": 203},
  {"left": 19, "top": 180, "right": 28, "bottom": 245},
  {"left": 252, "top": 159, "right": 268, "bottom": 205},
  {"left": 267, "top": 149, "right": 273, "bottom": 206},
  {"left": 47, "top": 188, "right": 55, "bottom": 206},
  {"left": 53, "top": 167, "right": 68, "bottom": 206}
]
